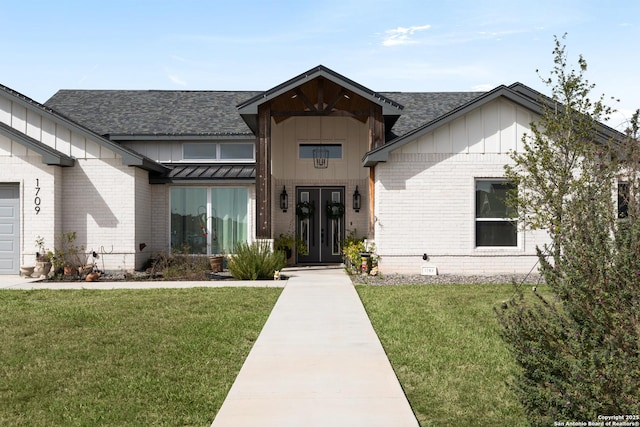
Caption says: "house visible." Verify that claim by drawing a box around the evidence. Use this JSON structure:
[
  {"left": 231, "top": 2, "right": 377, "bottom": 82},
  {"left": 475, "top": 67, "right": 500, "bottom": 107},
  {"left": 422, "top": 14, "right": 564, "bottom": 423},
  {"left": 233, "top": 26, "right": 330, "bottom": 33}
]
[{"left": 1, "top": 65, "right": 616, "bottom": 275}]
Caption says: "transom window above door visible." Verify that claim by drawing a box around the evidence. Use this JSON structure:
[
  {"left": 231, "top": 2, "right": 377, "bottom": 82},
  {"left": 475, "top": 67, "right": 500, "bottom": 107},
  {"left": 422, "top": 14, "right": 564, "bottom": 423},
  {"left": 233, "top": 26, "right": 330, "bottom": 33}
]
[
  {"left": 299, "top": 144, "right": 342, "bottom": 159},
  {"left": 182, "top": 143, "right": 254, "bottom": 161}
]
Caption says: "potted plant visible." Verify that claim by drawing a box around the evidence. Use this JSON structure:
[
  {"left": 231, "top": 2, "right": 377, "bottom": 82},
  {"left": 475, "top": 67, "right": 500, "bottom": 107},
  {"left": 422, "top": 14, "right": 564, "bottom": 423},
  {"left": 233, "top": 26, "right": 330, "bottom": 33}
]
[
  {"left": 209, "top": 254, "right": 224, "bottom": 273},
  {"left": 33, "top": 236, "right": 53, "bottom": 278},
  {"left": 274, "top": 232, "right": 308, "bottom": 264},
  {"left": 341, "top": 230, "right": 379, "bottom": 275}
]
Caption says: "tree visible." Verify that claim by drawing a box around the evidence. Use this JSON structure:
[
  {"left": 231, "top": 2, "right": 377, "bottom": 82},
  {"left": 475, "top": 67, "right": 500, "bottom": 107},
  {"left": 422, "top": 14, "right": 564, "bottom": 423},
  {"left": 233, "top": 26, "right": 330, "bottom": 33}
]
[
  {"left": 504, "top": 33, "right": 616, "bottom": 266},
  {"left": 497, "top": 35, "right": 640, "bottom": 426}
]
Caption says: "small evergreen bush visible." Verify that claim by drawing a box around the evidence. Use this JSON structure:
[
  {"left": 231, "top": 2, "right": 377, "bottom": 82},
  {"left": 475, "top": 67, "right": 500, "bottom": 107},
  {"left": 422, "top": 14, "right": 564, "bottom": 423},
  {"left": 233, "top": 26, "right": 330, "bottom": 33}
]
[{"left": 227, "top": 241, "right": 286, "bottom": 280}]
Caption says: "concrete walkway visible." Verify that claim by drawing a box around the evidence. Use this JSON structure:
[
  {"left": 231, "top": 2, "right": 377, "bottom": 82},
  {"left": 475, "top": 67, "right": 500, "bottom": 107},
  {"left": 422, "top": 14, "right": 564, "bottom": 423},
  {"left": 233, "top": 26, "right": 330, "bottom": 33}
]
[{"left": 210, "top": 266, "right": 419, "bottom": 427}]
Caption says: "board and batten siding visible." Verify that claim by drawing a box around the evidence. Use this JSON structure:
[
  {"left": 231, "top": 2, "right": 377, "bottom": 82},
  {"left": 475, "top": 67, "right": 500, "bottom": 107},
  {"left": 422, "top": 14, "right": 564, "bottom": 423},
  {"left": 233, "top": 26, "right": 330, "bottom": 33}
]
[
  {"left": 121, "top": 140, "right": 194, "bottom": 162},
  {"left": 375, "top": 98, "right": 549, "bottom": 274}
]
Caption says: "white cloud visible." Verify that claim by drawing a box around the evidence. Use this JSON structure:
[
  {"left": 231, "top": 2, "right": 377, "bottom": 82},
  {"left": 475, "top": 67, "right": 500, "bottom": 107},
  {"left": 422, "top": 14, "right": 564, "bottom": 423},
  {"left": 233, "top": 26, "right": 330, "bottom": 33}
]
[
  {"left": 382, "top": 24, "right": 431, "bottom": 47},
  {"left": 168, "top": 74, "right": 187, "bottom": 86},
  {"left": 472, "top": 83, "right": 495, "bottom": 91}
]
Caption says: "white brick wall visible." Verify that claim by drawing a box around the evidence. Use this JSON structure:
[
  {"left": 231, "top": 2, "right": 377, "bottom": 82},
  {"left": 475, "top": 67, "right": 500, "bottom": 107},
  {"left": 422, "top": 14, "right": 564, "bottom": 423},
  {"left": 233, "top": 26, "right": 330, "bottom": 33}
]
[
  {"left": 374, "top": 152, "right": 549, "bottom": 274},
  {"left": 135, "top": 167, "right": 153, "bottom": 269},
  {"left": 61, "top": 159, "right": 138, "bottom": 271},
  {"left": 7, "top": 156, "right": 141, "bottom": 271},
  {"left": 374, "top": 98, "right": 550, "bottom": 275},
  {"left": 150, "top": 184, "right": 169, "bottom": 254}
]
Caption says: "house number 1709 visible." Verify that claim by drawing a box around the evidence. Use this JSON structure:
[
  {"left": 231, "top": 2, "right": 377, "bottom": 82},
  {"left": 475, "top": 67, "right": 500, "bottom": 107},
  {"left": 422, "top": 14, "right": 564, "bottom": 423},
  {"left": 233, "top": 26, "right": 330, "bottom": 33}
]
[{"left": 35, "top": 179, "right": 41, "bottom": 214}]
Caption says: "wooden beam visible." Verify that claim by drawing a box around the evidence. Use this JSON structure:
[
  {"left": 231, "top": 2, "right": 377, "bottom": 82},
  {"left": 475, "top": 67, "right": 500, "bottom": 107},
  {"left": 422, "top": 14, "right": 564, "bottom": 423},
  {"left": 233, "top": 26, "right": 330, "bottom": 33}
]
[
  {"left": 324, "top": 88, "right": 346, "bottom": 112},
  {"left": 368, "top": 105, "right": 375, "bottom": 151},
  {"left": 294, "top": 88, "right": 317, "bottom": 112},
  {"left": 271, "top": 110, "right": 370, "bottom": 117},
  {"left": 368, "top": 104, "right": 384, "bottom": 149},
  {"left": 256, "top": 103, "right": 272, "bottom": 239},
  {"left": 317, "top": 77, "right": 324, "bottom": 111},
  {"left": 374, "top": 105, "right": 384, "bottom": 148}
]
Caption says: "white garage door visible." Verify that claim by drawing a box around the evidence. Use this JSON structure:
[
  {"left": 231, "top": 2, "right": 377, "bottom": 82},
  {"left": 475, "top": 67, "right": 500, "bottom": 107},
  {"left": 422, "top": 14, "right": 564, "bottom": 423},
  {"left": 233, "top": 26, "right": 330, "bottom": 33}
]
[{"left": 0, "top": 185, "right": 19, "bottom": 274}]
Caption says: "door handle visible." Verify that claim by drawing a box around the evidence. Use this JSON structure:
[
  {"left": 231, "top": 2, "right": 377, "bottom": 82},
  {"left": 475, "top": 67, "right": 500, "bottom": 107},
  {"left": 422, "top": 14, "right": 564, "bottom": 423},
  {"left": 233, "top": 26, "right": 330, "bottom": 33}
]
[{"left": 321, "top": 228, "right": 325, "bottom": 244}]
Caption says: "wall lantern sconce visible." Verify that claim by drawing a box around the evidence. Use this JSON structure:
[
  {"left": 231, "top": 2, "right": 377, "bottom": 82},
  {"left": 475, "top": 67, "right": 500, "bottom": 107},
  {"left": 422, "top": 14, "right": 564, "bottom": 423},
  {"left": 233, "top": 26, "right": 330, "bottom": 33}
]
[
  {"left": 280, "top": 186, "right": 288, "bottom": 212},
  {"left": 353, "top": 186, "right": 361, "bottom": 212}
]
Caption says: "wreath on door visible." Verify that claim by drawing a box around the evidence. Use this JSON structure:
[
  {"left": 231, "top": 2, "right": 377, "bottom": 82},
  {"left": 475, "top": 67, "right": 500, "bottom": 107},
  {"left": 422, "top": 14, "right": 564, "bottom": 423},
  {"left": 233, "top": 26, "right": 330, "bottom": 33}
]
[
  {"left": 296, "top": 201, "right": 315, "bottom": 220},
  {"left": 326, "top": 201, "right": 345, "bottom": 219}
]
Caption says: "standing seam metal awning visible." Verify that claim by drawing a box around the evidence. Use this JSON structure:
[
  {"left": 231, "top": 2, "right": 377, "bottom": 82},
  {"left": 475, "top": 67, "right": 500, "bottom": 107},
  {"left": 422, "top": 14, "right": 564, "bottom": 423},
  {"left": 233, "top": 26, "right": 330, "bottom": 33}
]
[{"left": 149, "top": 164, "right": 256, "bottom": 183}]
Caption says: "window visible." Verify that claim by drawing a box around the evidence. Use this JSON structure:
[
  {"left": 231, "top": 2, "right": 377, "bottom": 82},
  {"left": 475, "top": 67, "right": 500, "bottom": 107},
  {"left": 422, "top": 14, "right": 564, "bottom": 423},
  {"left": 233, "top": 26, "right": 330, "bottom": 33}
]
[
  {"left": 183, "top": 143, "right": 217, "bottom": 160},
  {"left": 170, "top": 187, "right": 248, "bottom": 254},
  {"left": 220, "top": 143, "right": 254, "bottom": 160},
  {"left": 618, "top": 182, "right": 629, "bottom": 219},
  {"left": 183, "top": 143, "right": 254, "bottom": 161},
  {"left": 475, "top": 180, "right": 517, "bottom": 247},
  {"left": 299, "top": 144, "right": 342, "bottom": 159}
]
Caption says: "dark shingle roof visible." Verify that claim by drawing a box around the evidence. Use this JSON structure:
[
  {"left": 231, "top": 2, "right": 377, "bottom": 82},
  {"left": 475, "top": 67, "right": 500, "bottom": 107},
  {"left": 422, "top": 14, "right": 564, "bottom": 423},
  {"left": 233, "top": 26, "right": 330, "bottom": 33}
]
[
  {"left": 45, "top": 89, "right": 485, "bottom": 141},
  {"left": 45, "top": 90, "right": 262, "bottom": 137},
  {"left": 379, "top": 91, "right": 485, "bottom": 140}
]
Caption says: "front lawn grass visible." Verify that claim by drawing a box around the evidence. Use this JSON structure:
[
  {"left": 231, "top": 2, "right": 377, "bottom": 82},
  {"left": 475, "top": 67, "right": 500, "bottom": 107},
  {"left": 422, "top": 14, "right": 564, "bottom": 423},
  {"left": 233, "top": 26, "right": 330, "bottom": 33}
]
[
  {"left": 357, "top": 283, "right": 531, "bottom": 427},
  {"left": 0, "top": 287, "right": 281, "bottom": 426}
]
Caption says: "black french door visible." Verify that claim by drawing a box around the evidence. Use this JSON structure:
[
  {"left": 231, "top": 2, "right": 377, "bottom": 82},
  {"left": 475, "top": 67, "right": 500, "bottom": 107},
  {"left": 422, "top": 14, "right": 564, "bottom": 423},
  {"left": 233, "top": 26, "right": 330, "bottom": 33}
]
[{"left": 296, "top": 187, "right": 345, "bottom": 264}]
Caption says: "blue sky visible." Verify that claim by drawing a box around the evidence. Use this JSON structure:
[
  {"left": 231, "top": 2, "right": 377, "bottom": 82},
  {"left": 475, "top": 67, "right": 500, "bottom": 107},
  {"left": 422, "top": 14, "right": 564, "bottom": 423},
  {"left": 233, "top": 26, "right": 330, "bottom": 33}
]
[{"left": 3, "top": 0, "right": 638, "bottom": 129}]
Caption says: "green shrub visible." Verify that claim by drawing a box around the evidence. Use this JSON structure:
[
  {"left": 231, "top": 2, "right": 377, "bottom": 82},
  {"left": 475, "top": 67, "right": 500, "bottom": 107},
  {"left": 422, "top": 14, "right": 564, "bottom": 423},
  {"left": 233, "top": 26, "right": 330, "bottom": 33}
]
[
  {"left": 227, "top": 241, "right": 286, "bottom": 280},
  {"left": 497, "top": 203, "right": 640, "bottom": 425},
  {"left": 342, "top": 230, "right": 377, "bottom": 274}
]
